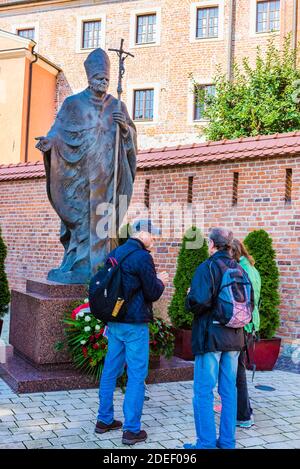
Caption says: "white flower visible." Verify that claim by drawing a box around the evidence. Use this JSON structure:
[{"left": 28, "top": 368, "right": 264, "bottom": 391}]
[
  {"left": 80, "top": 340, "right": 86, "bottom": 345},
  {"left": 78, "top": 311, "right": 85, "bottom": 317},
  {"left": 84, "top": 298, "right": 89, "bottom": 303},
  {"left": 95, "top": 325, "right": 101, "bottom": 331},
  {"left": 84, "top": 326, "right": 91, "bottom": 332},
  {"left": 84, "top": 315, "right": 91, "bottom": 322}
]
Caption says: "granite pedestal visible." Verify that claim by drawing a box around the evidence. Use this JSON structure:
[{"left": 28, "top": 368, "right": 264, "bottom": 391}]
[{"left": 0, "top": 279, "right": 194, "bottom": 393}]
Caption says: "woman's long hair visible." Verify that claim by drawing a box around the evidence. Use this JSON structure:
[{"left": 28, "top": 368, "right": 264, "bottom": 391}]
[{"left": 231, "top": 239, "right": 255, "bottom": 266}]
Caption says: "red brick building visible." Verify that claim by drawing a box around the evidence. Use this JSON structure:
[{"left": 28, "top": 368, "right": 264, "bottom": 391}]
[
  {"left": 0, "top": 0, "right": 299, "bottom": 152},
  {"left": 0, "top": 131, "right": 299, "bottom": 354}
]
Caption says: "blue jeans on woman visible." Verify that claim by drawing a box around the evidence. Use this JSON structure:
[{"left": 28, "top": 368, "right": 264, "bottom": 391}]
[
  {"left": 189, "top": 351, "right": 239, "bottom": 449},
  {"left": 97, "top": 322, "right": 149, "bottom": 434}
]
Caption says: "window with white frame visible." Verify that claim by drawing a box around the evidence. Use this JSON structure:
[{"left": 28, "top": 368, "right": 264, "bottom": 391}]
[
  {"left": 82, "top": 20, "right": 102, "bottom": 49},
  {"left": 133, "top": 89, "right": 154, "bottom": 121},
  {"left": 194, "top": 84, "right": 216, "bottom": 120},
  {"left": 256, "top": 0, "right": 280, "bottom": 33},
  {"left": 17, "top": 28, "right": 35, "bottom": 40},
  {"left": 196, "top": 6, "right": 219, "bottom": 39},
  {"left": 136, "top": 14, "right": 157, "bottom": 45}
]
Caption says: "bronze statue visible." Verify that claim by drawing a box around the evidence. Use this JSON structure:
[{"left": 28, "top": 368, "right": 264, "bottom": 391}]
[{"left": 36, "top": 47, "right": 137, "bottom": 284}]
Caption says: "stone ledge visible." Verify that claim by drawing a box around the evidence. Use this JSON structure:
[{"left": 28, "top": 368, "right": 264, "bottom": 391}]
[{"left": 0, "top": 354, "right": 194, "bottom": 394}]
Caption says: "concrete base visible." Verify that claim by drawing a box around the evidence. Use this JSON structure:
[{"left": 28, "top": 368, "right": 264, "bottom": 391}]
[{"left": 0, "top": 353, "right": 194, "bottom": 394}]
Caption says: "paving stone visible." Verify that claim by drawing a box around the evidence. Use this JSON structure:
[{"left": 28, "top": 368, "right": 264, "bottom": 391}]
[
  {"left": 261, "top": 434, "right": 289, "bottom": 443},
  {"left": 0, "top": 443, "right": 26, "bottom": 449},
  {"left": 160, "top": 439, "right": 184, "bottom": 449},
  {"left": 263, "top": 442, "right": 296, "bottom": 449},
  {"left": 45, "top": 417, "right": 69, "bottom": 424},
  {"left": 10, "top": 426, "right": 42, "bottom": 434},
  {"left": 54, "top": 428, "right": 88, "bottom": 438},
  {"left": 63, "top": 442, "right": 100, "bottom": 449},
  {"left": 237, "top": 429, "right": 265, "bottom": 439},
  {"left": 30, "top": 431, "right": 57, "bottom": 440},
  {"left": 0, "top": 408, "right": 14, "bottom": 416},
  {"left": 95, "top": 439, "right": 117, "bottom": 448},
  {"left": 17, "top": 419, "right": 47, "bottom": 427},
  {"left": 8, "top": 433, "right": 33, "bottom": 443},
  {"left": 24, "top": 439, "right": 53, "bottom": 449},
  {"left": 275, "top": 425, "right": 299, "bottom": 433},
  {"left": 14, "top": 414, "right": 32, "bottom": 421},
  {"left": 48, "top": 435, "right": 84, "bottom": 445},
  {"left": 28, "top": 412, "right": 55, "bottom": 420},
  {"left": 246, "top": 446, "right": 265, "bottom": 449},
  {"left": 63, "top": 420, "right": 93, "bottom": 429},
  {"left": 288, "top": 440, "right": 300, "bottom": 448},
  {"left": 257, "top": 426, "right": 285, "bottom": 436},
  {"left": 0, "top": 415, "right": 16, "bottom": 422},
  {"left": 281, "top": 432, "right": 300, "bottom": 440},
  {"left": 237, "top": 437, "right": 267, "bottom": 448},
  {"left": 53, "top": 405, "right": 75, "bottom": 411}
]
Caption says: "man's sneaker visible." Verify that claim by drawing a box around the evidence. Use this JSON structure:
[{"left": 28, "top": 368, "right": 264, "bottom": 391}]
[
  {"left": 95, "top": 419, "right": 122, "bottom": 434},
  {"left": 122, "top": 430, "right": 147, "bottom": 445},
  {"left": 236, "top": 417, "right": 254, "bottom": 428}
]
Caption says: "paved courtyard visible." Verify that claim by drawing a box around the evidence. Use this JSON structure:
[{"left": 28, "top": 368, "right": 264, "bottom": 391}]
[{"left": 0, "top": 369, "right": 300, "bottom": 450}]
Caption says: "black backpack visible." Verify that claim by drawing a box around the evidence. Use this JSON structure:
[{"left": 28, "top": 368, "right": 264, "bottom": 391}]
[{"left": 89, "top": 248, "right": 139, "bottom": 323}]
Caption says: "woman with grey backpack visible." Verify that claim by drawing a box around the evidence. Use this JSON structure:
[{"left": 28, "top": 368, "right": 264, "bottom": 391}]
[{"left": 231, "top": 239, "right": 261, "bottom": 429}]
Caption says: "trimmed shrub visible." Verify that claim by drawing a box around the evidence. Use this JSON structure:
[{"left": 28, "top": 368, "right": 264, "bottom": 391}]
[
  {"left": 244, "top": 229, "right": 280, "bottom": 339},
  {"left": 168, "top": 227, "right": 209, "bottom": 329},
  {"left": 0, "top": 227, "right": 10, "bottom": 319}
]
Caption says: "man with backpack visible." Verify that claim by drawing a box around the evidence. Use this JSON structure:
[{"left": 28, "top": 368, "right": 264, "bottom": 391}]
[
  {"left": 93, "top": 220, "right": 168, "bottom": 445},
  {"left": 184, "top": 227, "right": 254, "bottom": 450}
]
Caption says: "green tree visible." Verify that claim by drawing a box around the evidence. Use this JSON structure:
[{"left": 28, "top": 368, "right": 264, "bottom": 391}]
[
  {"left": 244, "top": 230, "right": 280, "bottom": 339},
  {"left": 0, "top": 227, "right": 10, "bottom": 319},
  {"left": 168, "top": 227, "right": 209, "bottom": 329},
  {"left": 196, "top": 36, "right": 300, "bottom": 141}
]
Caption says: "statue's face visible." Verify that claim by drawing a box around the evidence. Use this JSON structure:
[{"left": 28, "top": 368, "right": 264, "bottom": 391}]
[{"left": 89, "top": 74, "right": 110, "bottom": 94}]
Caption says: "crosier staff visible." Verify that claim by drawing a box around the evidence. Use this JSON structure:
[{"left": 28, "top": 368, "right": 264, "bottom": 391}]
[{"left": 108, "top": 39, "right": 134, "bottom": 246}]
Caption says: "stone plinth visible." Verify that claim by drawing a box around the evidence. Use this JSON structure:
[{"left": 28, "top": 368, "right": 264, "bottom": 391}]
[
  {"left": 9, "top": 279, "right": 87, "bottom": 367},
  {"left": 0, "top": 353, "right": 194, "bottom": 393},
  {"left": 0, "top": 278, "right": 194, "bottom": 393}
]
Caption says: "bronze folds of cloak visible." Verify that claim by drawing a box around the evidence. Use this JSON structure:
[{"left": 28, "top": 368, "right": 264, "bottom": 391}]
[{"left": 36, "top": 48, "right": 137, "bottom": 284}]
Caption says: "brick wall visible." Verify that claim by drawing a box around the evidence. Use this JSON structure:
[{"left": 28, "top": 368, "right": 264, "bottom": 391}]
[
  {"left": 1, "top": 153, "right": 299, "bottom": 352},
  {"left": 0, "top": 0, "right": 290, "bottom": 150}
]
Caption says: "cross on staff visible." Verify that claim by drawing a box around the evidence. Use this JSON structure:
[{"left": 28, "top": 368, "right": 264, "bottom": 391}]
[{"left": 108, "top": 39, "right": 134, "bottom": 246}]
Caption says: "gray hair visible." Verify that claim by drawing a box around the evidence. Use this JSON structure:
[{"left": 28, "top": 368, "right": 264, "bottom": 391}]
[{"left": 208, "top": 227, "right": 233, "bottom": 251}]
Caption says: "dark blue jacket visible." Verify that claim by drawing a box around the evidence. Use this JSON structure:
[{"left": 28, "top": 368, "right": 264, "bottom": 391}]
[
  {"left": 186, "top": 250, "right": 245, "bottom": 355},
  {"left": 107, "top": 238, "right": 164, "bottom": 323}
]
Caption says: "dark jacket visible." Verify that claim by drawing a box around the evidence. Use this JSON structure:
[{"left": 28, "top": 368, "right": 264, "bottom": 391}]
[
  {"left": 186, "top": 250, "right": 245, "bottom": 355},
  {"left": 108, "top": 237, "right": 164, "bottom": 323}
]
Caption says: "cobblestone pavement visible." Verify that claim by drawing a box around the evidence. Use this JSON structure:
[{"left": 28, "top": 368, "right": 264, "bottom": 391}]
[{"left": 0, "top": 369, "right": 300, "bottom": 450}]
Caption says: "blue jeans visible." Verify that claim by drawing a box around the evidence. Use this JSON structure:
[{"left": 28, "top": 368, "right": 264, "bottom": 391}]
[
  {"left": 193, "top": 351, "right": 239, "bottom": 449},
  {"left": 98, "top": 322, "right": 149, "bottom": 433}
]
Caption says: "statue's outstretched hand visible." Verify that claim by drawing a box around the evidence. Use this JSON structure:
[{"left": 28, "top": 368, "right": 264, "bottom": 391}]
[
  {"left": 112, "top": 111, "right": 129, "bottom": 135},
  {"left": 35, "top": 136, "right": 52, "bottom": 152}
]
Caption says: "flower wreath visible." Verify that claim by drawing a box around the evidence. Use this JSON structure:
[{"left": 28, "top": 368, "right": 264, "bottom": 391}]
[{"left": 56, "top": 299, "right": 175, "bottom": 383}]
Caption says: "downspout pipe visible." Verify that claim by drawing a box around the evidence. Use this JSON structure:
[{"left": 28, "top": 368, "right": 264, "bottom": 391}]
[
  {"left": 227, "top": 0, "right": 234, "bottom": 80},
  {"left": 293, "top": 0, "right": 298, "bottom": 54},
  {"left": 24, "top": 45, "right": 38, "bottom": 163}
]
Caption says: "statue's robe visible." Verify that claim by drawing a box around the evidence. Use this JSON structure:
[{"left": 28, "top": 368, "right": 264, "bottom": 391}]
[{"left": 43, "top": 87, "right": 137, "bottom": 284}]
